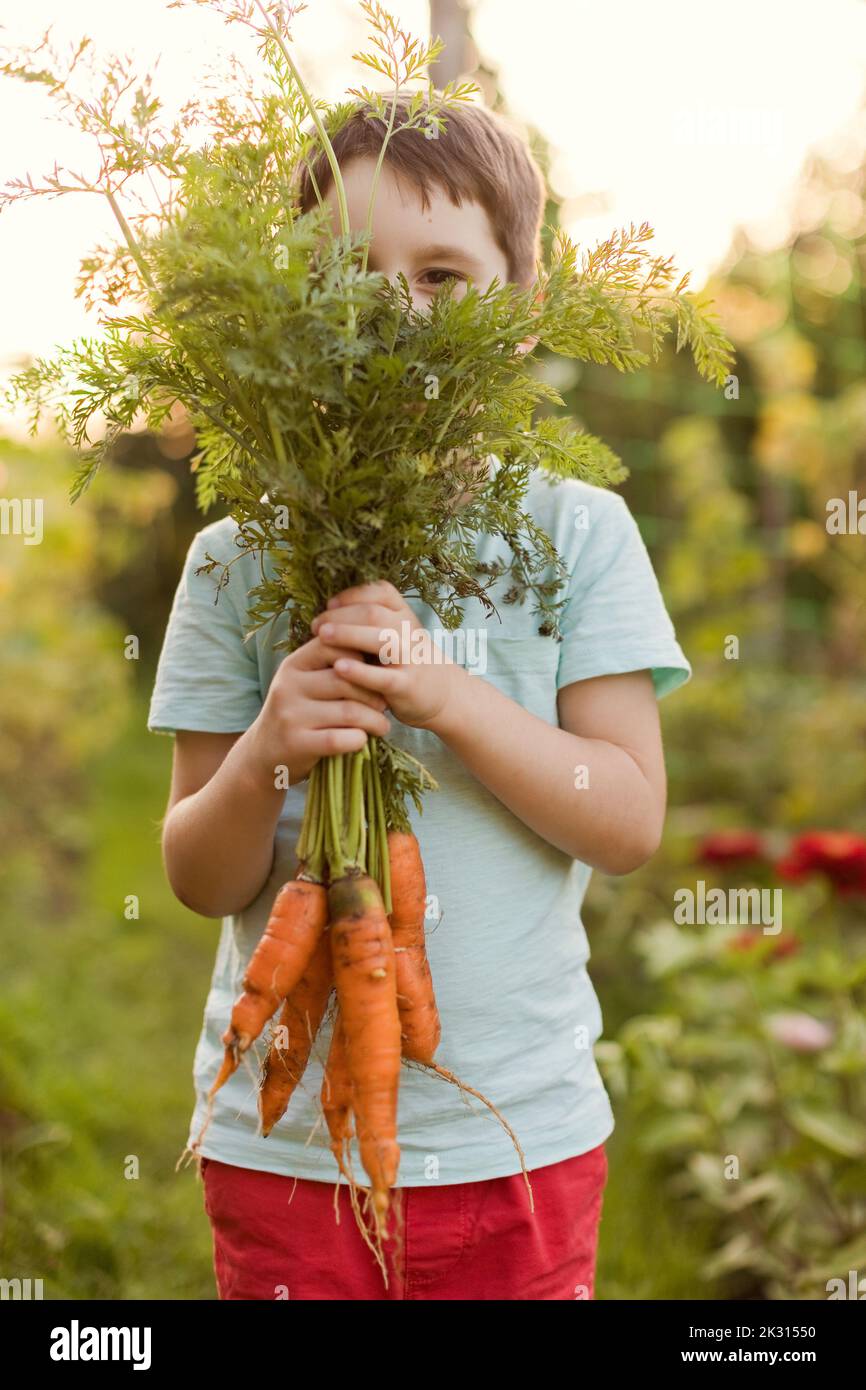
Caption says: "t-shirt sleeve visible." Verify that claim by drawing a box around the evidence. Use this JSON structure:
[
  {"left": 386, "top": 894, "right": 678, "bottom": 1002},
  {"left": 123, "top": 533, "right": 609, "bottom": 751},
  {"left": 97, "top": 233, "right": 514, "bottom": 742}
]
[
  {"left": 555, "top": 490, "right": 691, "bottom": 699},
  {"left": 147, "top": 524, "right": 263, "bottom": 736}
]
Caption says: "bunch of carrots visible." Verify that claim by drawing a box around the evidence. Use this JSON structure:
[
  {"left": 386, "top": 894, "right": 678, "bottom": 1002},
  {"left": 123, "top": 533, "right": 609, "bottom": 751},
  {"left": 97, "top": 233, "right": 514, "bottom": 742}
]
[
  {"left": 206, "top": 825, "right": 436, "bottom": 1225},
  {"left": 193, "top": 740, "right": 525, "bottom": 1252},
  {"left": 191, "top": 738, "right": 519, "bottom": 1248}
]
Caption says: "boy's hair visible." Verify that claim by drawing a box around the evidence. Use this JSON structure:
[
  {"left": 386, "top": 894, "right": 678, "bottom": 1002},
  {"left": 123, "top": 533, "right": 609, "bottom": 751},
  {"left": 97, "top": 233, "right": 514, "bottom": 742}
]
[{"left": 295, "top": 92, "right": 547, "bottom": 288}]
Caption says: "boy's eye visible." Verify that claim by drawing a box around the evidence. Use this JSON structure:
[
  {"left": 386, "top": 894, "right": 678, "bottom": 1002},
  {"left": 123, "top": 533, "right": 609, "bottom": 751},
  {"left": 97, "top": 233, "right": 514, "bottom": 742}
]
[{"left": 420, "top": 268, "right": 465, "bottom": 288}]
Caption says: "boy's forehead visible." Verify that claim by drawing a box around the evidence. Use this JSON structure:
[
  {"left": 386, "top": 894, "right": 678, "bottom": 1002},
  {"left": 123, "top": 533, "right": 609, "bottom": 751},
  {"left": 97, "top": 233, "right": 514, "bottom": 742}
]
[
  {"left": 329, "top": 155, "right": 456, "bottom": 223},
  {"left": 324, "top": 155, "right": 498, "bottom": 265}
]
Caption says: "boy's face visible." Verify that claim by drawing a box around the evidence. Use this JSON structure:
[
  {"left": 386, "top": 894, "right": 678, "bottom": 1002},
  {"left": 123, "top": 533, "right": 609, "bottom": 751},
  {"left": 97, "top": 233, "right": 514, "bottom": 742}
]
[
  {"left": 321, "top": 154, "right": 512, "bottom": 309},
  {"left": 320, "top": 154, "right": 536, "bottom": 498}
]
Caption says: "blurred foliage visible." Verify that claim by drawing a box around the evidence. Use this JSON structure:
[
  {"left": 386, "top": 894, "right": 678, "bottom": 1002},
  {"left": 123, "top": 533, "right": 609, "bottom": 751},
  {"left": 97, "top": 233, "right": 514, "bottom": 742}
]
[
  {"left": 580, "top": 137, "right": 866, "bottom": 1300},
  {"left": 0, "top": 436, "right": 216, "bottom": 1297},
  {"left": 0, "top": 698, "right": 215, "bottom": 1297},
  {"left": 599, "top": 877, "right": 866, "bottom": 1300},
  {"left": 88, "top": 423, "right": 213, "bottom": 658},
  {"left": 0, "top": 439, "right": 130, "bottom": 914}
]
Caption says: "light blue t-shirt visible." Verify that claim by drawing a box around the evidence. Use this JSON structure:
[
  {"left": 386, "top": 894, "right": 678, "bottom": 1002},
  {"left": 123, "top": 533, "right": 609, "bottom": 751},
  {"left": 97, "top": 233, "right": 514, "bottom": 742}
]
[{"left": 148, "top": 469, "right": 690, "bottom": 1184}]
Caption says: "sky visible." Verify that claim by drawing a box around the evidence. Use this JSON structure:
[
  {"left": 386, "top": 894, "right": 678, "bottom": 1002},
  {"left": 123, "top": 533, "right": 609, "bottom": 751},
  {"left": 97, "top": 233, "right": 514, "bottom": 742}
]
[{"left": 1, "top": 0, "right": 865, "bottom": 427}]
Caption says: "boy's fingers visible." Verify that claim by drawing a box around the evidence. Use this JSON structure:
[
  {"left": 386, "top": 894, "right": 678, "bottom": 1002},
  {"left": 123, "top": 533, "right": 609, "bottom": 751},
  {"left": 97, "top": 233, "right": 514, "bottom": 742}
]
[
  {"left": 311, "top": 602, "right": 404, "bottom": 634},
  {"left": 304, "top": 698, "right": 392, "bottom": 736},
  {"left": 325, "top": 580, "right": 403, "bottom": 612},
  {"left": 293, "top": 636, "right": 368, "bottom": 671},
  {"left": 314, "top": 621, "right": 389, "bottom": 659},
  {"left": 302, "top": 667, "right": 388, "bottom": 710},
  {"left": 331, "top": 656, "right": 401, "bottom": 698},
  {"left": 296, "top": 727, "right": 371, "bottom": 760}
]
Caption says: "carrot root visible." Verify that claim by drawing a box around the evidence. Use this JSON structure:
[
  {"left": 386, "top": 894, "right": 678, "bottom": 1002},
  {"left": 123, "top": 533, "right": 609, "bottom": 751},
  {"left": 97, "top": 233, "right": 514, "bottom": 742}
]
[
  {"left": 409, "top": 1059, "right": 535, "bottom": 1214},
  {"left": 320, "top": 1018, "right": 389, "bottom": 1284}
]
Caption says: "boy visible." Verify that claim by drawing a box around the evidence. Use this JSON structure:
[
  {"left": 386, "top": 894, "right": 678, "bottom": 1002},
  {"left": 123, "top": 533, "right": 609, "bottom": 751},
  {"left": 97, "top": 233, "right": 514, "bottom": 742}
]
[{"left": 148, "top": 94, "right": 690, "bottom": 1301}]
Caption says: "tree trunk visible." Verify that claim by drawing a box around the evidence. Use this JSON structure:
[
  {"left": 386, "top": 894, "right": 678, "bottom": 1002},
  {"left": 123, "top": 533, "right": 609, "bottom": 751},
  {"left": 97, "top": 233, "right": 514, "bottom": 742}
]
[{"left": 429, "top": 0, "right": 475, "bottom": 87}]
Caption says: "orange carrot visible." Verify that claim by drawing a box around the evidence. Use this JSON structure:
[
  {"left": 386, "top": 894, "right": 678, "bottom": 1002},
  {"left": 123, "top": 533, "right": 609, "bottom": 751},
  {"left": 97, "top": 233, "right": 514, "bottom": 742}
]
[
  {"left": 387, "top": 830, "right": 441, "bottom": 1064},
  {"left": 329, "top": 873, "right": 401, "bottom": 1226},
  {"left": 321, "top": 1011, "right": 354, "bottom": 1174},
  {"left": 259, "top": 930, "right": 334, "bottom": 1137},
  {"left": 208, "top": 877, "right": 328, "bottom": 1102}
]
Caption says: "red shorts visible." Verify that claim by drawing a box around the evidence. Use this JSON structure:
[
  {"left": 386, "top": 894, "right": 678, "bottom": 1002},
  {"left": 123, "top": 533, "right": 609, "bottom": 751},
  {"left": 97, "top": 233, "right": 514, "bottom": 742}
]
[{"left": 200, "top": 1143, "right": 608, "bottom": 1301}]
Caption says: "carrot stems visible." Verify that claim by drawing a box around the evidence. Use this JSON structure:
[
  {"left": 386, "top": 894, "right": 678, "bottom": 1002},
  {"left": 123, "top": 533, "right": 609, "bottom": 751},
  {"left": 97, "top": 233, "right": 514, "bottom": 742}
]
[
  {"left": 295, "top": 758, "right": 315, "bottom": 863},
  {"left": 301, "top": 741, "right": 377, "bottom": 887},
  {"left": 312, "top": 763, "right": 327, "bottom": 882},
  {"left": 361, "top": 742, "right": 371, "bottom": 872},
  {"left": 336, "top": 753, "right": 346, "bottom": 864},
  {"left": 327, "top": 755, "right": 344, "bottom": 880},
  {"left": 369, "top": 738, "right": 392, "bottom": 914},
  {"left": 308, "top": 762, "right": 326, "bottom": 884},
  {"left": 365, "top": 751, "right": 377, "bottom": 887},
  {"left": 346, "top": 748, "right": 363, "bottom": 862},
  {"left": 295, "top": 759, "right": 327, "bottom": 883}
]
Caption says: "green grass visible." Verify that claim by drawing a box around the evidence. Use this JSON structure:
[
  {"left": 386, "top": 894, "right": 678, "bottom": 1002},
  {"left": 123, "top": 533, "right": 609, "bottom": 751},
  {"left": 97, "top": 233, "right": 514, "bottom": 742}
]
[{"left": 597, "top": 1114, "right": 724, "bottom": 1299}]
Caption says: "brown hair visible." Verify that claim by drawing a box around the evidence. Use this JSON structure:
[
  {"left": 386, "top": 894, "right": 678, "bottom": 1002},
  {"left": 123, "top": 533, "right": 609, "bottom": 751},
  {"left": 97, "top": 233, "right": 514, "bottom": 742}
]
[{"left": 295, "top": 92, "right": 547, "bottom": 288}]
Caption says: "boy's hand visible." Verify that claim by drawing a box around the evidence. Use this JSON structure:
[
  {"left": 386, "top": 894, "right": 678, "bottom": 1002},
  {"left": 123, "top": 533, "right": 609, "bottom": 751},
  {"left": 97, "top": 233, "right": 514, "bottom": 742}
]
[
  {"left": 309, "top": 580, "right": 462, "bottom": 731},
  {"left": 247, "top": 631, "right": 392, "bottom": 785}
]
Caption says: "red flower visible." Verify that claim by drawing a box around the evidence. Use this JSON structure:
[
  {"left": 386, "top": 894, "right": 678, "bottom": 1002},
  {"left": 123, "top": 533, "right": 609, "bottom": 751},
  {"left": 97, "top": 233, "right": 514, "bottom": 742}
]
[
  {"left": 777, "top": 831, "right": 866, "bottom": 896},
  {"left": 696, "top": 831, "right": 766, "bottom": 866}
]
